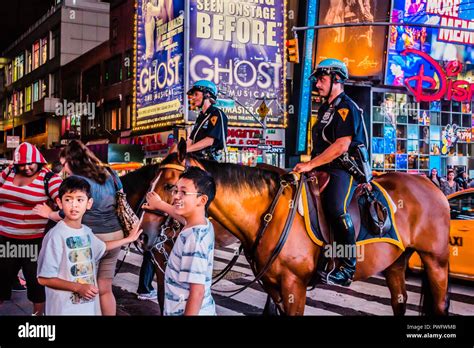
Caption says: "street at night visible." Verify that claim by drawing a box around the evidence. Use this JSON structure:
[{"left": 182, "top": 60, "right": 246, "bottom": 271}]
[{"left": 0, "top": 0, "right": 474, "bottom": 346}]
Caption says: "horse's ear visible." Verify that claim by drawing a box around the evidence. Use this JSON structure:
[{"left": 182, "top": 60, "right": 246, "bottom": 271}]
[{"left": 177, "top": 138, "right": 187, "bottom": 163}]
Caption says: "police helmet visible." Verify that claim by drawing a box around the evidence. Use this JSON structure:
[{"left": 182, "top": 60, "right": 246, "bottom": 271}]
[
  {"left": 309, "top": 58, "right": 349, "bottom": 83},
  {"left": 187, "top": 80, "right": 218, "bottom": 100}
]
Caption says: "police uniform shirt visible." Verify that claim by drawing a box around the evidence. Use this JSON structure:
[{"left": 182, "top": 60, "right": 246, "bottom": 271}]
[
  {"left": 312, "top": 92, "right": 367, "bottom": 157},
  {"left": 190, "top": 105, "right": 228, "bottom": 151}
]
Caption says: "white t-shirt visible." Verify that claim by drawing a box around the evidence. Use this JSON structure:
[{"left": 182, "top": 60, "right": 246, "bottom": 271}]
[
  {"left": 37, "top": 221, "right": 106, "bottom": 315},
  {"left": 164, "top": 219, "right": 216, "bottom": 316}
]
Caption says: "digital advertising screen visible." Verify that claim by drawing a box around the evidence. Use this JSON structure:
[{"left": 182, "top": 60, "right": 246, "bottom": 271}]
[
  {"left": 385, "top": 0, "right": 474, "bottom": 101},
  {"left": 315, "top": 0, "right": 390, "bottom": 79}
]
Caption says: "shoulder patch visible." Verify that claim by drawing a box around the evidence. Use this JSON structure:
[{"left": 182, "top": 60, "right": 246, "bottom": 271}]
[
  {"left": 210, "top": 116, "right": 218, "bottom": 126},
  {"left": 338, "top": 108, "right": 349, "bottom": 122}
]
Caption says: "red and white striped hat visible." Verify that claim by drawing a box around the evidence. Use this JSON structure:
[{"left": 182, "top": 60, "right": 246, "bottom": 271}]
[{"left": 13, "top": 142, "right": 47, "bottom": 165}]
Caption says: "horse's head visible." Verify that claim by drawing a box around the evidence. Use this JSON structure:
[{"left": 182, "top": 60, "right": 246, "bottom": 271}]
[{"left": 140, "top": 138, "right": 191, "bottom": 250}]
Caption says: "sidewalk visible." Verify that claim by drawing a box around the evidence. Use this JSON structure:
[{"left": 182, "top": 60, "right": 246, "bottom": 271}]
[{"left": 0, "top": 276, "right": 161, "bottom": 316}]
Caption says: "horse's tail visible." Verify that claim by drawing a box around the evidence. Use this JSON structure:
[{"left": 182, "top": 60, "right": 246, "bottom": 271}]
[{"left": 419, "top": 262, "right": 451, "bottom": 315}]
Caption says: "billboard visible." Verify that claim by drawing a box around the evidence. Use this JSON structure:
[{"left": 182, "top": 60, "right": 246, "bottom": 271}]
[
  {"left": 315, "top": 0, "right": 390, "bottom": 79},
  {"left": 188, "top": 0, "right": 286, "bottom": 127},
  {"left": 385, "top": 0, "right": 474, "bottom": 90},
  {"left": 134, "top": 0, "right": 185, "bottom": 131}
]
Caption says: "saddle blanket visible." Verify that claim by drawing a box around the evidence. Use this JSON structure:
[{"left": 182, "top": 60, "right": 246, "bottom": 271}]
[{"left": 298, "top": 180, "right": 405, "bottom": 251}]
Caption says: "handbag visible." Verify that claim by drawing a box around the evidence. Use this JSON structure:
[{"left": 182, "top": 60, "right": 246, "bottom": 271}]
[{"left": 106, "top": 167, "right": 139, "bottom": 237}]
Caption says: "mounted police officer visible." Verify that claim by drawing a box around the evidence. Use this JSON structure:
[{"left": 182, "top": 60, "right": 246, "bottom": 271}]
[
  {"left": 186, "top": 80, "right": 229, "bottom": 161},
  {"left": 293, "top": 58, "right": 369, "bottom": 287}
]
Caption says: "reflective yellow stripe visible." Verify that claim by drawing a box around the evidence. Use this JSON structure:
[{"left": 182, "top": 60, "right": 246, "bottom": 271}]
[
  {"left": 301, "top": 185, "right": 324, "bottom": 246},
  {"left": 343, "top": 176, "right": 354, "bottom": 214}
]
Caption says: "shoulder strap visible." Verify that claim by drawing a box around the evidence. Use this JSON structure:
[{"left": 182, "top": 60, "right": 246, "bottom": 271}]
[
  {"left": 43, "top": 171, "right": 55, "bottom": 199},
  {"left": 217, "top": 108, "right": 228, "bottom": 156},
  {"left": 105, "top": 166, "right": 120, "bottom": 192},
  {"left": 192, "top": 113, "right": 212, "bottom": 144}
]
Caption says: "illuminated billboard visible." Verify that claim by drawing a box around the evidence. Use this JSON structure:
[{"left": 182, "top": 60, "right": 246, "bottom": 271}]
[
  {"left": 188, "top": 0, "right": 286, "bottom": 127},
  {"left": 134, "top": 0, "right": 185, "bottom": 131},
  {"left": 315, "top": 0, "right": 390, "bottom": 79},
  {"left": 385, "top": 0, "right": 474, "bottom": 93}
]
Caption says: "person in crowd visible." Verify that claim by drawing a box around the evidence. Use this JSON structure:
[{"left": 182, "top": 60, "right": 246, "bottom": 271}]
[
  {"left": 441, "top": 170, "right": 461, "bottom": 196},
  {"left": 0, "top": 142, "right": 62, "bottom": 315},
  {"left": 455, "top": 170, "right": 469, "bottom": 190},
  {"left": 143, "top": 167, "right": 216, "bottom": 315},
  {"left": 34, "top": 140, "right": 125, "bottom": 315},
  {"left": 428, "top": 168, "right": 442, "bottom": 189},
  {"left": 37, "top": 176, "right": 142, "bottom": 315},
  {"left": 136, "top": 251, "right": 157, "bottom": 301}
]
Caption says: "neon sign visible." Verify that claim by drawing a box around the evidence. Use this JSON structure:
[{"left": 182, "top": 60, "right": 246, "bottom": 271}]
[{"left": 402, "top": 49, "right": 474, "bottom": 102}]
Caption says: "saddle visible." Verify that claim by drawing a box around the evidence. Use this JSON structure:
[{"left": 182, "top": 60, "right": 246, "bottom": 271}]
[{"left": 303, "top": 169, "right": 392, "bottom": 245}]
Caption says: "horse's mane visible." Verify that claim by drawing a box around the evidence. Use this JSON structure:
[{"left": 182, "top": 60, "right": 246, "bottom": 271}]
[
  {"left": 161, "top": 153, "right": 280, "bottom": 195},
  {"left": 120, "top": 163, "right": 160, "bottom": 193}
]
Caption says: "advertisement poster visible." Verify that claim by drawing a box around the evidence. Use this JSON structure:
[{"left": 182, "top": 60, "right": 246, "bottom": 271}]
[
  {"left": 188, "top": 0, "right": 286, "bottom": 127},
  {"left": 386, "top": 0, "right": 474, "bottom": 87},
  {"left": 315, "top": 0, "right": 390, "bottom": 79},
  {"left": 134, "top": 0, "right": 185, "bottom": 131}
]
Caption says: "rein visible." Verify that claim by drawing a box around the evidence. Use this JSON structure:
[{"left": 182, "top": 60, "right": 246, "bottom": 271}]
[
  {"left": 214, "top": 173, "right": 303, "bottom": 297},
  {"left": 140, "top": 159, "right": 305, "bottom": 301}
]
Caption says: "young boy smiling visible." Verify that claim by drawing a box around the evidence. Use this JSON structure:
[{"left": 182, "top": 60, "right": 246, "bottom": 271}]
[
  {"left": 143, "top": 166, "right": 216, "bottom": 316},
  {"left": 37, "top": 176, "right": 142, "bottom": 315}
]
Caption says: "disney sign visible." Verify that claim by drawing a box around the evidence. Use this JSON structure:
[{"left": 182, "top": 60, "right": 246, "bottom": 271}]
[{"left": 402, "top": 49, "right": 474, "bottom": 103}]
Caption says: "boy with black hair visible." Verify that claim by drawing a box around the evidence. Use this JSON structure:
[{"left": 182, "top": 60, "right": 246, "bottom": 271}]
[
  {"left": 37, "top": 176, "right": 142, "bottom": 315},
  {"left": 143, "top": 166, "right": 217, "bottom": 315}
]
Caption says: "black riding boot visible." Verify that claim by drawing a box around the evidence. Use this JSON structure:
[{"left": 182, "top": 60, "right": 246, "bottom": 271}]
[{"left": 320, "top": 213, "right": 356, "bottom": 287}]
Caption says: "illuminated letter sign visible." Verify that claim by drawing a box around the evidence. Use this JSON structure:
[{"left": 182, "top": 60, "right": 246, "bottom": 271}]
[{"left": 402, "top": 49, "right": 474, "bottom": 102}]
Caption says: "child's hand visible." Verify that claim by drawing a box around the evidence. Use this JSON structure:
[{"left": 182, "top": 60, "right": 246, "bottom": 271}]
[
  {"left": 32, "top": 203, "right": 53, "bottom": 219},
  {"left": 126, "top": 223, "right": 143, "bottom": 243},
  {"left": 143, "top": 191, "right": 164, "bottom": 211},
  {"left": 76, "top": 284, "right": 99, "bottom": 300}
]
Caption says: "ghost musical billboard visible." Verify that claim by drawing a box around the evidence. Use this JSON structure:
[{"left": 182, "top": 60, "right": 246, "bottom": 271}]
[
  {"left": 187, "top": 0, "right": 286, "bottom": 127},
  {"left": 134, "top": 0, "right": 185, "bottom": 131}
]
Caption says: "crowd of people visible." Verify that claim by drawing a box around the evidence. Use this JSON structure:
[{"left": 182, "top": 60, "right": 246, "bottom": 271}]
[
  {"left": 428, "top": 168, "right": 473, "bottom": 196},
  {"left": 0, "top": 80, "right": 226, "bottom": 316}
]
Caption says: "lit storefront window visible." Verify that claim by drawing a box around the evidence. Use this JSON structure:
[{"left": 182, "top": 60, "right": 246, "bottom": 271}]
[{"left": 372, "top": 91, "right": 474, "bottom": 176}]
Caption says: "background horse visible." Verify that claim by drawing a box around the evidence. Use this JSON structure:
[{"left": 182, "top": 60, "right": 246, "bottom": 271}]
[
  {"left": 127, "top": 143, "right": 450, "bottom": 316},
  {"left": 121, "top": 164, "right": 238, "bottom": 311}
]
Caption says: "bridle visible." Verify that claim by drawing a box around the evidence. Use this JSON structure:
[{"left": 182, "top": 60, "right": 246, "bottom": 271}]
[
  {"left": 132, "top": 162, "right": 188, "bottom": 273},
  {"left": 137, "top": 157, "right": 304, "bottom": 306}
]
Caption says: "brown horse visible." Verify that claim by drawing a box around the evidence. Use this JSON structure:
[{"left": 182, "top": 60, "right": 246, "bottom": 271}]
[{"left": 129, "top": 143, "right": 451, "bottom": 316}]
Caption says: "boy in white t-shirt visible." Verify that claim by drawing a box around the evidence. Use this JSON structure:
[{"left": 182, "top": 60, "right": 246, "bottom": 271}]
[
  {"left": 143, "top": 166, "right": 216, "bottom": 315},
  {"left": 37, "top": 176, "right": 142, "bottom": 315}
]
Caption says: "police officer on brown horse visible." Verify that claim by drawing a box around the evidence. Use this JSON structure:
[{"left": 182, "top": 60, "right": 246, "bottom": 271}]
[
  {"left": 186, "top": 80, "right": 228, "bottom": 161},
  {"left": 293, "top": 58, "right": 369, "bottom": 287}
]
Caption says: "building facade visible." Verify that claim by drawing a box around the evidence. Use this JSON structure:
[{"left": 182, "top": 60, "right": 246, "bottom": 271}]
[{"left": 0, "top": 0, "right": 110, "bottom": 156}]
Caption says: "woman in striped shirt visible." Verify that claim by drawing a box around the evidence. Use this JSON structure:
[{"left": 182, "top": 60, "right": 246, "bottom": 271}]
[{"left": 0, "top": 142, "right": 62, "bottom": 315}]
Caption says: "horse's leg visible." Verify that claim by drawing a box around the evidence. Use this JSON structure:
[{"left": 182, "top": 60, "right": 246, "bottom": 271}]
[
  {"left": 383, "top": 249, "right": 414, "bottom": 316},
  {"left": 417, "top": 250, "right": 450, "bottom": 315},
  {"left": 280, "top": 277, "right": 307, "bottom": 315}
]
